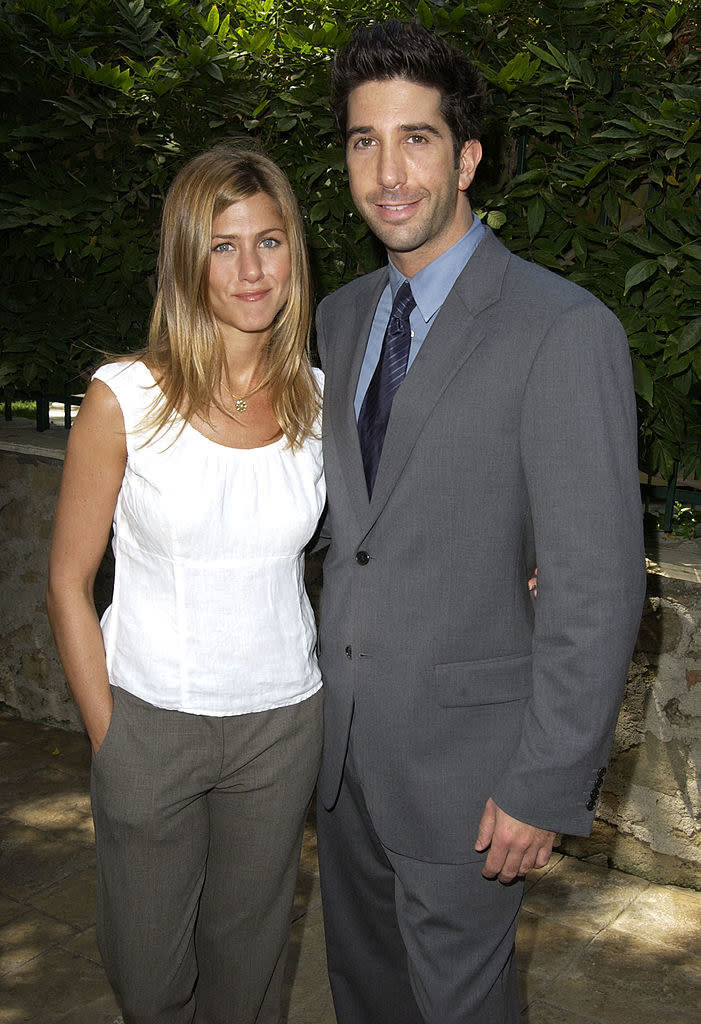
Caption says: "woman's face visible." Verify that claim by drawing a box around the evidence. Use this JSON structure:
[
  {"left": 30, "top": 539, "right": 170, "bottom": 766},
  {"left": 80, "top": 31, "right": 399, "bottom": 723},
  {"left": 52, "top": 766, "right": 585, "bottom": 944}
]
[{"left": 208, "top": 192, "right": 292, "bottom": 345}]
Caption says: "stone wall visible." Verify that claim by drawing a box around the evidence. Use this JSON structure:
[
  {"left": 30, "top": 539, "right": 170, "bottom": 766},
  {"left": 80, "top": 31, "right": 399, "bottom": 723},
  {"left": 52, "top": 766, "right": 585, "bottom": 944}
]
[
  {"left": 559, "top": 571, "right": 700, "bottom": 889},
  {"left": 0, "top": 448, "right": 80, "bottom": 729},
  {"left": 1, "top": 434, "right": 699, "bottom": 888}
]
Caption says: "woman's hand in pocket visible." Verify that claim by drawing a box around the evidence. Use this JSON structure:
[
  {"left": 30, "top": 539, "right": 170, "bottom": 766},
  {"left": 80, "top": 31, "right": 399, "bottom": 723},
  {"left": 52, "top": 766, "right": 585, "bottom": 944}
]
[{"left": 88, "top": 691, "right": 114, "bottom": 755}]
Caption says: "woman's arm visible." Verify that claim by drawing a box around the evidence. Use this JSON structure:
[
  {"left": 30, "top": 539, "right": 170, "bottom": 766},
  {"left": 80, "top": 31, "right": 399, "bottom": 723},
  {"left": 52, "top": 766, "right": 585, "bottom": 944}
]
[{"left": 46, "top": 379, "right": 127, "bottom": 753}]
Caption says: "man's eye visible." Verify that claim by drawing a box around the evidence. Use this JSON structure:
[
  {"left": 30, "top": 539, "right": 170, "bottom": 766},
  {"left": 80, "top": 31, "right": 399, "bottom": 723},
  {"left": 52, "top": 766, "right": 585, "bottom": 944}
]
[
  {"left": 354, "top": 137, "right": 375, "bottom": 149},
  {"left": 407, "top": 134, "right": 427, "bottom": 144}
]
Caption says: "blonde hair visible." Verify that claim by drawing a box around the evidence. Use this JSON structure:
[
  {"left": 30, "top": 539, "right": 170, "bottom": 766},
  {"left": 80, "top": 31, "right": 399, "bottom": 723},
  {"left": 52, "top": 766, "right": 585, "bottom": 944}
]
[{"left": 144, "top": 146, "right": 319, "bottom": 449}]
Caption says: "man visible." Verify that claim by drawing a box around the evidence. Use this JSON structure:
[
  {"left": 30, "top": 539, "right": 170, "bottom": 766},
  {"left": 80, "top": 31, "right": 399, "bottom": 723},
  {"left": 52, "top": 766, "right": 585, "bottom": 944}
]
[{"left": 314, "top": 19, "right": 646, "bottom": 1024}]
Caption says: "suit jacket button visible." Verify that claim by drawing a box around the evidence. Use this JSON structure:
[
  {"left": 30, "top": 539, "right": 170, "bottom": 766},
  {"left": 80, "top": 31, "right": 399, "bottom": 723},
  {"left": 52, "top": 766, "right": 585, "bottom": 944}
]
[
  {"left": 356, "top": 550, "right": 370, "bottom": 565},
  {"left": 345, "top": 645, "right": 352, "bottom": 659}
]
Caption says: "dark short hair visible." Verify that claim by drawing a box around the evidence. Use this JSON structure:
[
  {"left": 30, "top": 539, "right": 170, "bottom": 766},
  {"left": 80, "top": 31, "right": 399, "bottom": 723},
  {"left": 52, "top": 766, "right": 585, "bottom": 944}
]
[{"left": 331, "top": 19, "right": 486, "bottom": 161}]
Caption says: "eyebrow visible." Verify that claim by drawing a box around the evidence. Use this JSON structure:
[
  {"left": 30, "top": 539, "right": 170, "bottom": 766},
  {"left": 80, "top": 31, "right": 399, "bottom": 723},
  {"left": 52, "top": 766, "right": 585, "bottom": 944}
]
[
  {"left": 211, "top": 227, "right": 287, "bottom": 239},
  {"left": 347, "top": 122, "right": 443, "bottom": 139}
]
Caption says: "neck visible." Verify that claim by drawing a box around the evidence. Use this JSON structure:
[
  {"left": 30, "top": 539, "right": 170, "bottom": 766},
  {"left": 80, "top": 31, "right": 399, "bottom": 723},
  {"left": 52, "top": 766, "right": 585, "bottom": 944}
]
[
  {"left": 390, "top": 203, "right": 474, "bottom": 279},
  {"left": 221, "top": 334, "right": 269, "bottom": 393}
]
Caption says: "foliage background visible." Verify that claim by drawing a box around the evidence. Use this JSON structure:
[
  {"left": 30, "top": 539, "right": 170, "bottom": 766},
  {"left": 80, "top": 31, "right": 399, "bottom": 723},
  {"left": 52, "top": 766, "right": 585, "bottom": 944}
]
[{"left": 0, "top": 0, "right": 698, "bottom": 478}]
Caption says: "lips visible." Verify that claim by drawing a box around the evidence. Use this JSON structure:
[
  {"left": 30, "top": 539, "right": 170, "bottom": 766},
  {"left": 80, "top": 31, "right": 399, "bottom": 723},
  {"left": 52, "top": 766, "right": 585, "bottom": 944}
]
[
  {"left": 371, "top": 194, "right": 425, "bottom": 217},
  {"left": 233, "top": 290, "right": 271, "bottom": 302}
]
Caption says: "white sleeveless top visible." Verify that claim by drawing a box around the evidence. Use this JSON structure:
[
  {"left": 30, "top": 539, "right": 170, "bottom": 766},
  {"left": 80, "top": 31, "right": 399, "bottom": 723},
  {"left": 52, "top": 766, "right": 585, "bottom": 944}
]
[{"left": 93, "top": 360, "right": 324, "bottom": 716}]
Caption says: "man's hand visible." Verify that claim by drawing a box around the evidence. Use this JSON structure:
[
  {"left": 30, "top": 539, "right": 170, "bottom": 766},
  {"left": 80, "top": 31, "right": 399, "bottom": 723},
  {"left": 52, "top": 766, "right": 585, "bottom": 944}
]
[{"left": 475, "top": 798, "right": 555, "bottom": 882}]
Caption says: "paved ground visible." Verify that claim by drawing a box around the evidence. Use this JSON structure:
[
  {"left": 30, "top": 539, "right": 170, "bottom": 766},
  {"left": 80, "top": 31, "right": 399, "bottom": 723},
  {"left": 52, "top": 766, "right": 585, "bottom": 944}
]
[{"left": 1, "top": 713, "right": 699, "bottom": 1023}]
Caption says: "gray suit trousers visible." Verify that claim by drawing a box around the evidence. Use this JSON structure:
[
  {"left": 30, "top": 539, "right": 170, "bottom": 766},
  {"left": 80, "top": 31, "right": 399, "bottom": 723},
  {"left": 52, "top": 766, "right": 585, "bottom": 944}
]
[
  {"left": 91, "top": 685, "right": 322, "bottom": 1024},
  {"left": 317, "top": 743, "right": 523, "bottom": 1024}
]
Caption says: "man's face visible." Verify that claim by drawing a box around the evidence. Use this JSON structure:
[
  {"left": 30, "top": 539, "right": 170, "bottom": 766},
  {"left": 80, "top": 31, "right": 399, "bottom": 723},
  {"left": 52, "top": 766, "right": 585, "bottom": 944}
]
[{"left": 345, "top": 78, "right": 481, "bottom": 277}]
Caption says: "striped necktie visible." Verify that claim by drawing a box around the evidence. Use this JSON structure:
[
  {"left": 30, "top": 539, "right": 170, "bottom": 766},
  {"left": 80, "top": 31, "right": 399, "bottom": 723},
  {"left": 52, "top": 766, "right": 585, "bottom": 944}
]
[{"left": 358, "top": 280, "right": 416, "bottom": 496}]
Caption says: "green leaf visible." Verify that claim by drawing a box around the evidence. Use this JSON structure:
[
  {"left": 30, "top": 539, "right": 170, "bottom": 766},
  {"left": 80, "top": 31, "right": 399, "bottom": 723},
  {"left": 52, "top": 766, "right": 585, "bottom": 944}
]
[
  {"left": 664, "top": 6, "right": 680, "bottom": 30},
  {"left": 497, "top": 53, "right": 534, "bottom": 85},
  {"left": 579, "top": 60, "right": 595, "bottom": 89},
  {"left": 683, "top": 119, "right": 700, "bottom": 144},
  {"left": 624, "top": 260, "right": 658, "bottom": 294},
  {"left": 476, "top": 1, "right": 508, "bottom": 13},
  {"left": 646, "top": 212, "right": 686, "bottom": 245},
  {"left": 622, "top": 234, "right": 666, "bottom": 255},
  {"left": 603, "top": 191, "right": 619, "bottom": 225},
  {"left": 486, "top": 210, "right": 507, "bottom": 230},
  {"left": 527, "top": 198, "right": 545, "bottom": 238},
  {"left": 658, "top": 254, "right": 678, "bottom": 273},
  {"left": 507, "top": 169, "right": 547, "bottom": 187},
  {"left": 250, "top": 28, "right": 273, "bottom": 53},
  {"left": 525, "top": 43, "right": 563, "bottom": 70},
  {"left": 546, "top": 43, "right": 568, "bottom": 72},
  {"left": 416, "top": 0, "right": 434, "bottom": 29},
  {"left": 597, "top": 68, "right": 612, "bottom": 95},
  {"left": 678, "top": 319, "right": 701, "bottom": 355},
  {"left": 205, "top": 62, "right": 223, "bottom": 82},
  {"left": 206, "top": 5, "right": 219, "bottom": 35},
  {"left": 628, "top": 333, "right": 664, "bottom": 355},
  {"left": 583, "top": 160, "right": 607, "bottom": 186},
  {"left": 309, "top": 200, "right": 328, "bottom": 223},
  {"left": 632, "top": 357, "right": 654, "bottom": 405},
  {"left": 567, "top": 53, "right": 582, "bottom": 82}
]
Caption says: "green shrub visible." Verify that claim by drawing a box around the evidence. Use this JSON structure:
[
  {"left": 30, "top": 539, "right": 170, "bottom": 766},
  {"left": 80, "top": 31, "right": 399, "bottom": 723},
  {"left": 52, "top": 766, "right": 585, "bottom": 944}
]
[{"left": 0, "top": 0, "right": 698, "bottom": 479}]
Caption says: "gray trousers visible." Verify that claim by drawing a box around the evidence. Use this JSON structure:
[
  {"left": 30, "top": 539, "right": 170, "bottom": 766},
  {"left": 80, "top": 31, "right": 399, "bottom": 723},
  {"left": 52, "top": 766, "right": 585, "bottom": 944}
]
[
  {"left": 90, "top": 685, "right": 323, "bottom": 1024},
  {"left": 317, "top": 745, "right": 523, "bottom": 1024}
]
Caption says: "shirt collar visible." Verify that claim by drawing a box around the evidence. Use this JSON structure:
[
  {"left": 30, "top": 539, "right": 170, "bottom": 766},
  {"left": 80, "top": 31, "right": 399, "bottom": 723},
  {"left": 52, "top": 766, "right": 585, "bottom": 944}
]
[{"left": 388, "top": 215, "right": 485, "bottom": 323}]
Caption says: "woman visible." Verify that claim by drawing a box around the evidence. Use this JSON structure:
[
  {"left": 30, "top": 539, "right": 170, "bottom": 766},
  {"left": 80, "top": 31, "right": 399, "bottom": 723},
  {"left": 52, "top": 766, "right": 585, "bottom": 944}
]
[{"left": 46, "top": 147, "right": 324, "bottom": 1024}]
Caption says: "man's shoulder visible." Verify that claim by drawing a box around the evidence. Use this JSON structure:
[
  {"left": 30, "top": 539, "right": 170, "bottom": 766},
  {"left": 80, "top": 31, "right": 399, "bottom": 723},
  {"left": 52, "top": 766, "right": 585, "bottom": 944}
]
[
  {"left": 466, "top": 232, "right": 620, "bottom": 344},
  {"left": 489, "top": 232, "right": 613, "bottom": 317},
  {"left": 318, "top": 266, "right": 387, "bottom": 318}
]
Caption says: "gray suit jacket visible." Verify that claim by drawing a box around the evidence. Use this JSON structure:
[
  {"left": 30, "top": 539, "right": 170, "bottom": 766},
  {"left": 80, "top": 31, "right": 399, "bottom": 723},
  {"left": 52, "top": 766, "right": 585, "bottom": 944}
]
[{"left": 315, "top": 227, "right": 646, "bottom": 863}]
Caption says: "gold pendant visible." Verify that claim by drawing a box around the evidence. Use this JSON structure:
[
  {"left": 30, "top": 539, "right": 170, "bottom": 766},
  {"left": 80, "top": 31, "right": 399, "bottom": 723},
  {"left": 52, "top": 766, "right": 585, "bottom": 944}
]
[{"left": 234, "top": 398, "right": 247, "bottom": 413}]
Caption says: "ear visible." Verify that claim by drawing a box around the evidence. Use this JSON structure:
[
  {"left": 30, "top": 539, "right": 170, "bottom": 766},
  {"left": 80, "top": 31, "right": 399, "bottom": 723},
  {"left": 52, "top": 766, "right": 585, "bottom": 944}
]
[{"left": 458, "top": 139, "right": 482, "bottom": 192}]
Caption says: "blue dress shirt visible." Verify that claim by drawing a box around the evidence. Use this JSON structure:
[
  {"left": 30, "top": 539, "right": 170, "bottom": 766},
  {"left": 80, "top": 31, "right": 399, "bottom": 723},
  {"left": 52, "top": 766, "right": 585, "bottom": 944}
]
[{"left": 354, "top": 216, "right": 486, "bottom": 417}]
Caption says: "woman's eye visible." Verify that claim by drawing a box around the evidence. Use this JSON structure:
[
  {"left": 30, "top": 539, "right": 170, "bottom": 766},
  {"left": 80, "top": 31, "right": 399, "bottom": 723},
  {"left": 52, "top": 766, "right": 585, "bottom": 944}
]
[
  {"left": 260, "top": 237, "right": 280, "bottom": 249},
  {"left": 212, "top": 241, "right": 234, "bottom": 253}
]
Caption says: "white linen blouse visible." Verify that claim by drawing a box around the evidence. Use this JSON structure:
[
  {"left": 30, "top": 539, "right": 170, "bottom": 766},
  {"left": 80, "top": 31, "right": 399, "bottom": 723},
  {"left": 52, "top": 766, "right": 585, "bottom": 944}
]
[{"left": 92, "top": 360, "right": 325, "bottom": 716}]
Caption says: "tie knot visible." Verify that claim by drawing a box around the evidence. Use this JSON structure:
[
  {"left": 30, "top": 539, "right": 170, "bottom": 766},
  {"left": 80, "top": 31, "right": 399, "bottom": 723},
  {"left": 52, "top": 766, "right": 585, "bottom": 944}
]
[{"left": 391, "top": 281, "right": 416, "bottom": 323}]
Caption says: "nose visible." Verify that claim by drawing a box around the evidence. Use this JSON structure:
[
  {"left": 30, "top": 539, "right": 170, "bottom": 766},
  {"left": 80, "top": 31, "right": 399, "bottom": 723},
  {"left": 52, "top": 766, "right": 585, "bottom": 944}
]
[
  {"left": 377, "top": 141, "right": 406, "bottom": 190},
  {"left": 238, "top": 246, "right": 263, "bottom": 282}
]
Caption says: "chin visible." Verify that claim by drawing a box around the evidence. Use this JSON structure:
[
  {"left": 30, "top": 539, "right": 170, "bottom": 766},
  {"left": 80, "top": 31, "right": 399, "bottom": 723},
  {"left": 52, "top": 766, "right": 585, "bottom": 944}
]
[{"left": 375, "top": 227, "right": 427, "bottom": 255}]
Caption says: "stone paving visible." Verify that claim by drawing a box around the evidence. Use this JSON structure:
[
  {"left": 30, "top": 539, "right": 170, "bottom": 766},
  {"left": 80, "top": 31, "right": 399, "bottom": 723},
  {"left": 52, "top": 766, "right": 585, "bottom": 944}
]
[{"left": 1, "top": 712, "right": 699, "bottom": 1024}]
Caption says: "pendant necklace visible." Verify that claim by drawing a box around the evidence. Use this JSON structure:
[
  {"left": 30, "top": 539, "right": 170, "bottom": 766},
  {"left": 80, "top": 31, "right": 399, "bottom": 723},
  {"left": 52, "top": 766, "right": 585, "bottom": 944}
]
[{"left": 221, "top": 378, "right": 252, "bottom": 414}]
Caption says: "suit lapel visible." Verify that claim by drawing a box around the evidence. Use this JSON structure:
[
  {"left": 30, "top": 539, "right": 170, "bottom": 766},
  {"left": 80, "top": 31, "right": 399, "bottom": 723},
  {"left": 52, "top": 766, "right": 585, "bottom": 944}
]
[
  {"left": 367, "top": 230, "right": 511, "bottom": 526},
  {"left": 325, "top": 269, "right": 388, "bottom": 527}
]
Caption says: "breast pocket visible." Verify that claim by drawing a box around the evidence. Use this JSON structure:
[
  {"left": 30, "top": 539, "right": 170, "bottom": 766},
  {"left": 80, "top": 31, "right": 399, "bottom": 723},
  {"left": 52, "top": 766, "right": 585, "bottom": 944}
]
[{"left": 435, "top": 653, "right": 532, "bottom": 707}]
